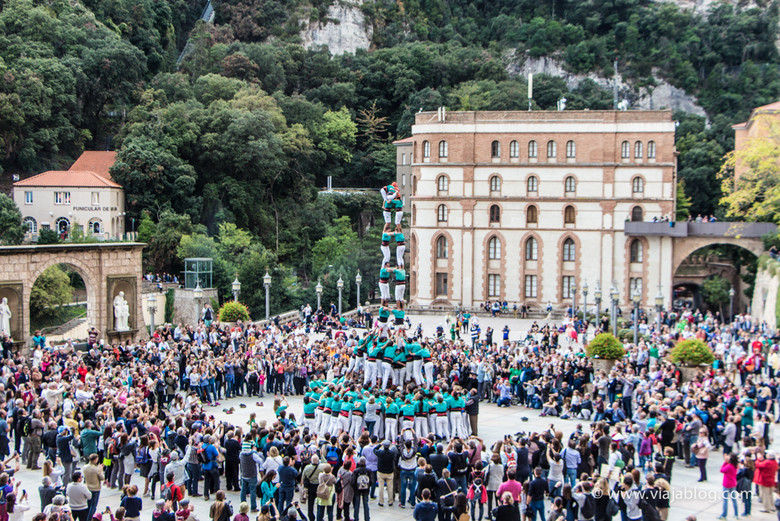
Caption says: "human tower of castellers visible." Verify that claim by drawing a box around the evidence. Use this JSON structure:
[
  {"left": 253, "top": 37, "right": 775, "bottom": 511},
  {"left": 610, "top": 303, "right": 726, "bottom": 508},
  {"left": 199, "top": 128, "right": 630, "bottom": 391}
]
[{"left": 301, "top": 182, "right": 472, "bottom": 443}]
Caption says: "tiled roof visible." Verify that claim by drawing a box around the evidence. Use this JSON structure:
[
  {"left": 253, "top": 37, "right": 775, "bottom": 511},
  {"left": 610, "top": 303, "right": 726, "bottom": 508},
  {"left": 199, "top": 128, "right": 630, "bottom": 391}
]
[
  {"left": 393, "top": 136, "right": 415, "bottom": 144},
  {"left": 68, "top": 151, "right": 117, "bottom": 179},
  {"left": 754, "top": 101, "right": 780, "bottom": 112},
  {"left": 14, "top": 170, "right": 122, "bottom": 188}
]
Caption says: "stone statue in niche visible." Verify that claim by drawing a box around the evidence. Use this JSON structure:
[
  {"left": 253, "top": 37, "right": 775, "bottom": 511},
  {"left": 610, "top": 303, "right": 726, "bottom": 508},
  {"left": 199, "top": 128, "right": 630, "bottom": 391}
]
[{"left": 113, "top": 291, "right": 130, "bottom": 331}]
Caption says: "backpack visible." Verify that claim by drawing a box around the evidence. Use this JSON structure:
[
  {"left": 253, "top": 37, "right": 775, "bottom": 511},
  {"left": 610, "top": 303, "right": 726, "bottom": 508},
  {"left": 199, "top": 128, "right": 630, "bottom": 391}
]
[
  {"left": 161, "top": 483, "right": 174, "bottom": 502},
  {"left": 638, "top": 496, "right": 661, "bottom": 521},
  {"left": 217, "top": 501, "right": 233, "bottom": 521},
  {"left": 356, "top": 473, "right": 370, "bottom": 491},
  {"left": 325, "top": 445, "right": 339, "bottom": 466},
  {"left": 316, "top": 481, "right": 332, "bottom": 500},
  {"left": 21, "top": 417, "right": 32, "bottom": 438},
  {"left": 197, "top": 447, "right": 210, "bottom": 465},
  {"left": 300, "top": 444, "right": 316, "bottom": 467},
  {"left": 451, "top": 453, "right": 468, "bottom": 474},
  {"left": 136, "top": 446, "right": 150, "bottom": 465},
  {"left": 580, "top": 493, "right": 596, "bottom": 519}
]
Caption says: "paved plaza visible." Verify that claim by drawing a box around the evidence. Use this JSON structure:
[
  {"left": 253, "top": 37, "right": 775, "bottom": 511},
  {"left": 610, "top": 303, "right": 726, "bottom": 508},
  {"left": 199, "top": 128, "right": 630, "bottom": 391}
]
[{"left": 19, "top": 313, "right": 777, "bottom": 521}]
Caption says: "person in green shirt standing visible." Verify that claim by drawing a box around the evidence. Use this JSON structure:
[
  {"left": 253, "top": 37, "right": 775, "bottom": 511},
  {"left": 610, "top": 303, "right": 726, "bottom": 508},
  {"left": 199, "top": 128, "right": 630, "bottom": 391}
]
[
  {"left": 432, "top": 394, "right": 449, "bottom": 440},
  {"left": 395, "top": 227, "right": 405, "bottom": 268},
  {"left": 385, "top": 397, "right": 400, "bottom": 442},
  {"left": 350, "top": 397, "right": 365, "bottom": 439},
  {"left": 394, "top": 267, "right": 406, "bottom": 308},
  {"left": 379, "top": 263, "right": 391, "bottom": 305}
]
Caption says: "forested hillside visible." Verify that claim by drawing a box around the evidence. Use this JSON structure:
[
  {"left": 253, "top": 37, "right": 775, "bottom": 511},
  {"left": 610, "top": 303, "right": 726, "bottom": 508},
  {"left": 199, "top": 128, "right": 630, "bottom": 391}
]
[{"left": 0, "top": 0, "right": 778, "bottom": 312}]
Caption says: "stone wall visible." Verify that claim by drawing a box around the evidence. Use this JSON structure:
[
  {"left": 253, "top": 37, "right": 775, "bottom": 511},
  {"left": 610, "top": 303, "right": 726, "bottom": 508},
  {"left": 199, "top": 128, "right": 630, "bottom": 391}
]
[
  {"left": 300, "top": 0, "right": 372, "bottom": 55},
  {"left": 752, "top": 258, "right": 780, "bottom": 330}
]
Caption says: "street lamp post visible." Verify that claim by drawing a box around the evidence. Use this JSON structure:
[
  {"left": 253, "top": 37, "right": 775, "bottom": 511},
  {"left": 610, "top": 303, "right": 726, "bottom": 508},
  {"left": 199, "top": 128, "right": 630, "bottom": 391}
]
[
  {"left": 337, "top": 276, "right": 344, "bottom": 315},
  {"left": 632, "top": 288, "right": 641, "bottom": 345},
  {"left": 193, "top": 282, "right": 203, "bottom": 323},
  {"left": 147, "top": 294, "right": 157, "bottom": 337},
  {"left": 571, "top": 287, "right": 577, "bottom": 319},
  {"left": 263, "top": 271, "right": 272, "bottom": 321},
  {"left": 610, "top": 284, "right": 619, "bottom": 337},
  {"left": 315, "top": 280, "right": 323, "bottom": 310},
  {"left": 582, "top": 281, "right": 589, "bottom": 323},
  {"left": 729, "top": 286, "right": 735, "bottom": 322},
  {"left": 232, "top": 275, "right": 241, "bottom": 302},
  {"left": 355, "top": 271, "right": 362, "bottom": 310},
  {"left": 594, "top": 282, "right": 602, "bottom": 327},
  {"left": 655, "top": 286, "right": 664, "bottom": 333}
]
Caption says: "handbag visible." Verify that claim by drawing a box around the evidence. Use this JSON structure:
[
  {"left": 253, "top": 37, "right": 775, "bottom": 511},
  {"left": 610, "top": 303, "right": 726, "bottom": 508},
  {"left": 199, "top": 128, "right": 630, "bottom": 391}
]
[{"left": 606, "top": 497, "right": 619, "bottom": 517}]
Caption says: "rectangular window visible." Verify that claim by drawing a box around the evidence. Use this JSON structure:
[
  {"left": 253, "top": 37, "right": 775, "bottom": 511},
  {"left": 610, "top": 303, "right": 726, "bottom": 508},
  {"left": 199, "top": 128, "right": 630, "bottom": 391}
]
[
  {"left": 488, "top": 274, "right": 501, "bottom": 298},
  {"left": 402, "top": 153, "right": 407, "bottom": 166},
  {"left": 630, "top": 277, "right": 643, "bottom": 298},
  {"left": 54, "top": 192, "right": 71, "bottom": 205},
  {"left": 92, "top": 192, "right": 100, "bottom": 205},
  {"left": 435, "top": 272, "right": 448, "bottom": 296},
  {"left": 402, "top": 174, "right": 406, "bottom": 187},
  {"left": 524, "top": 275, "right": 538, "bottom": 298},
  {"left": 562, "top": 276, "right": 575, "bottom": 299},
  {"left": 24, "top": 191, "right": 33, "bottom": 204}
]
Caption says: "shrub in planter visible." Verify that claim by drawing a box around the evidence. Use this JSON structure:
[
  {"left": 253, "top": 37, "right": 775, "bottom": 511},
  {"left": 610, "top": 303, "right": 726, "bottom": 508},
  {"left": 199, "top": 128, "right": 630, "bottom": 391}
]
[
  {"left": 218, "top": 301, "right": 250, "bottom": 322},
  {"left": 668, "top": 338, "right": 715, "bottom": 367},
  {"left": 586, "top": 333, "right": 626, "bottom": 360}
]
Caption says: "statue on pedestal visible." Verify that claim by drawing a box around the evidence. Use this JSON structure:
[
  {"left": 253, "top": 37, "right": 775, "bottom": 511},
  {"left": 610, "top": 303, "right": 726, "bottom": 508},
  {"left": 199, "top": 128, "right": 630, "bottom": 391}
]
[
  {"left": 113, "top": 291, "right": 130, "bottom": 331},
  {"left": 0, "top": 298, "right": 11, "bottom": 336}
]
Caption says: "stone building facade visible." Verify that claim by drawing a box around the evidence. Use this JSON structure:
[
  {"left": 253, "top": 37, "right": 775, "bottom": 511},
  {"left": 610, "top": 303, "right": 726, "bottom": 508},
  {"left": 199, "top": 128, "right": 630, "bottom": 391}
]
[{"left": 405, "top": 109, "right": 677, "bottom": 310}]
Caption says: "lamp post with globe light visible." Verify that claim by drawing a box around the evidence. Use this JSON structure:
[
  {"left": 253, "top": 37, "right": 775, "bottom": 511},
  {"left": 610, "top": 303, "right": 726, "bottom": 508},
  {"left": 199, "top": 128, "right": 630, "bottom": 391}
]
[
  {"left": 316, "top": 280, "right": 323, "bottom": 310},
  {"left": 263, "top": 271, "right": 271, "bottom": 320},
  {"left": 337, "top": 276, "right": 344, "bottom": 315}
]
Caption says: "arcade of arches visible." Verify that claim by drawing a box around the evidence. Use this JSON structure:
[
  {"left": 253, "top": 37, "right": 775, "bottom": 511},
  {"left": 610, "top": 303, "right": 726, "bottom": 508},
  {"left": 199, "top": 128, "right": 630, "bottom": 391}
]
[{"left": 0, "top": 243, "right": 145, "bottom": 345}]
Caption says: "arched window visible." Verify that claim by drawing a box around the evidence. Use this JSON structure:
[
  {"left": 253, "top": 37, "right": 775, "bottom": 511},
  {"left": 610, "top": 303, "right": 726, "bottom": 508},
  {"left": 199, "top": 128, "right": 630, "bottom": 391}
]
[
  {"left": 631, "top": 206, "right": 643, "bottom": 222},
  {"left": 437, "top": 175, "right": 449, "bottom": 192},
  {"left": 632, "top": 177, "right": 644, "bottom": 193},
  {"left": 56, "top": 217, "right": 70, "bottom": 234},
  {"left": 525, "top": 237, "right": 538, "bottom": 261},
  {"left": 621, "top": 141, "right": 630, "bottom": 159},
  {"left": 489, "top": 205, "right": 500, "bottom": 223},
  {"left": 526, "top": 206, "right": 538, "bottom": 225},
  {"left": 89, "top": 218, "right": 102, "bottom": 235},
  {"left": 490, "top": 175, "right": 501, "bottom": 192},
  {"left": 438, "top": 140, "right": 448, "bottom": 158},
  {"left": 527, "top": 176, "right": 538, "bottom": 193},
  {"left": 565, "top": 176, "right": 576, "bottom": 193},
  {"left": 528, "top": 140, "right": 538, "bottom": 158},
  {"left": 634, "top": 141, "right": 643, "bottom": 159},
  {"left": 563, "top": 238, "right": 576, "bottom": 261},
  {"left": 630, "top": 240, "right": 644, "bottom": 263},
  {"left": 423, "top": 141, "right": 430, "bottom": 158},
  {"left": 437, "top": 204, "right": 448, "bottom": 222},
  {"left": 23, "top": 216, "right": 36, "bottom": 234},
  {"left": 564, "top": 205, "right": 575, "bottom": 224},
  {"left": 648, "top": 141, "right": 656, "bottom": 159},
  {"left": 488, "top": 236, "right": 501, "bottom": 260},
  {"left": 547, "top": 140, "right": 557, "bottom": 158},
  {"left": 509, "top": 140, "right": 519, "bottom": 158},
  {"left": 566, "top": 140, "right": 576, "bottom": 158},
  {"left": 491, "top": 140, "right": 501, "bottom": 158},
  {"left": 436, "top": 236, "right": 448, "bottom": 259}
]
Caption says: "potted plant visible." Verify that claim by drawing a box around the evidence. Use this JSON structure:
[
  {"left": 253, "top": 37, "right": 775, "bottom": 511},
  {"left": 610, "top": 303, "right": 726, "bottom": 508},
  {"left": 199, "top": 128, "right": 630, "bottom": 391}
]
[
  {"left": 218, "top": 301, "right": 250, "bottom": 327},
  {"left": 586, "top": 333, "right": 626, "bottom": 373},
  {"left": 668, "top": 338, "right": 715, "bottom": 381}
]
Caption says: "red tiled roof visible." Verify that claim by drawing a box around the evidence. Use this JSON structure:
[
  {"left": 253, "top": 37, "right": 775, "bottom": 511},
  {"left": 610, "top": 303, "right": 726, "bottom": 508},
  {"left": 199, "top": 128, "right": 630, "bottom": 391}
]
[
  {"left": 754, "top": 101, "right": 780, "bottom": 112},
  {"left": 393, "top": 136, "right": 414, "bottom": 144},
  {"left": 14, "top": 170, "right": 122, "bottom": 188},
  {"left": 68, "top": 151, "right": 117, "bottom": 179}
]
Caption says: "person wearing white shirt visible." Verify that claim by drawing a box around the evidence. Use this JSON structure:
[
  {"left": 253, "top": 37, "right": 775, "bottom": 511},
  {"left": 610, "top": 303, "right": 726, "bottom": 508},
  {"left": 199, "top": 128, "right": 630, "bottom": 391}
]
[{"left": 7, "top": 491, "right": 30, "bottom": 521}]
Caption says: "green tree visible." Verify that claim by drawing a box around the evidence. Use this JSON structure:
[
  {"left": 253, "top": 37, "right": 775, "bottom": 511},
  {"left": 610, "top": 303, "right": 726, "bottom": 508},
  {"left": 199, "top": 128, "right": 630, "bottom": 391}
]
[
  {"left": 0, "top": 194, "right": 24, "bottom": 245},
  {"left": 676, "top": 181, "right": 693, "bottom": 221},
  {"left": 30, "top": 265, "right": 74, "bottom": 318},
  {"left": 702, "top": 275, "right": 730, "bottom": 316},
  {"left": 36, "top": 228, "right": 60, "bottom": 245},
  {"left": 720, "top": 116, "right": 780, "bottom": 222}
]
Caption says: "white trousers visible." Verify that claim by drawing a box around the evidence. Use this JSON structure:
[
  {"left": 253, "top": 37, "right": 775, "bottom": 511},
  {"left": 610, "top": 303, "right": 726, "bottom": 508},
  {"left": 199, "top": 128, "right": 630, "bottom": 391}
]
[
  {"left": 424, "top": 362, "right": 435, "bottom": 387},
  {"left": 349, "top": 415, "right": 363, "bottom": 439},
  {"left": 435, "top": 415, "right": 450, "bottom": 439},
  {"left": 381, "top": 245, "right": 391, "bottom": 265},
  {"left": 364, "top": 360, "right": 378, "bottom": 387},
  {"left": 395, "top": 284, "right": 405, "bottom": 302},
  {"left": 396, "top": 245, "right": 405, "bottom": 266},
  {"left": 379, "top": 282, "right": 390, "bottom": 300},
  {"left": 411, "top": 359, "right": 424, "bottom": 386},
  {"left": 385, "top": 417, "right": 398, "bottom": 441},
  {"left": 414, "top": 416, "right": 429, "bottom": 439},
  {"left": 381, "top": 361, "right": 394, "bottom": 389}
]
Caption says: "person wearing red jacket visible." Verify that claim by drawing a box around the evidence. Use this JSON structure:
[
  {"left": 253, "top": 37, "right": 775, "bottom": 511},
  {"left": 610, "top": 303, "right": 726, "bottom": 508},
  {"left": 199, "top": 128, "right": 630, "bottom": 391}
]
[{"left": 754, "top": 450, "right": 778, "bottom": 513}]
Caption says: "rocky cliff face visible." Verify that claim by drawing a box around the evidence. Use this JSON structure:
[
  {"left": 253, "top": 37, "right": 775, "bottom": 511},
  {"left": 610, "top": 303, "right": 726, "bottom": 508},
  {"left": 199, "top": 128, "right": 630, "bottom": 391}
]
[
  {"left": 300, "top": 0, "right": 372, "bottom": 55},
  {"left": 507, "top": 55, "right": 708, "bottom": 117}
]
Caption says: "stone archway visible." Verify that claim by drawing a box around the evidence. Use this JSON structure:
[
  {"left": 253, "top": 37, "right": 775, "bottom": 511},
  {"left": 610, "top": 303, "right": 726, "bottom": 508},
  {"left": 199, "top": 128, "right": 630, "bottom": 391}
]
[
  {"left": 0, "top": 243, "right": 145, "bottom": 346},
  {"left": 672, "top": 237, "right": 764, "bottom": 276}
]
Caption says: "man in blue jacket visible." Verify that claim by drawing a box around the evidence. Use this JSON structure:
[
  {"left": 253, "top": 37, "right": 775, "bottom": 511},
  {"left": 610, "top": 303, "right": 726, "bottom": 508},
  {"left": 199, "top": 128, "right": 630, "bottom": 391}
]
[{"left": 201, "top": 435, "right": 220, "bottom": 501}]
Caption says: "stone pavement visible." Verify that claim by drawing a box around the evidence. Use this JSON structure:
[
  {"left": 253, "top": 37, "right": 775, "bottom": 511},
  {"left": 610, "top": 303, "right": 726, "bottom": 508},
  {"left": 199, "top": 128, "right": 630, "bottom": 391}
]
[{"left": 17, "top": 312, "right": 776, "bottom": 520}]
